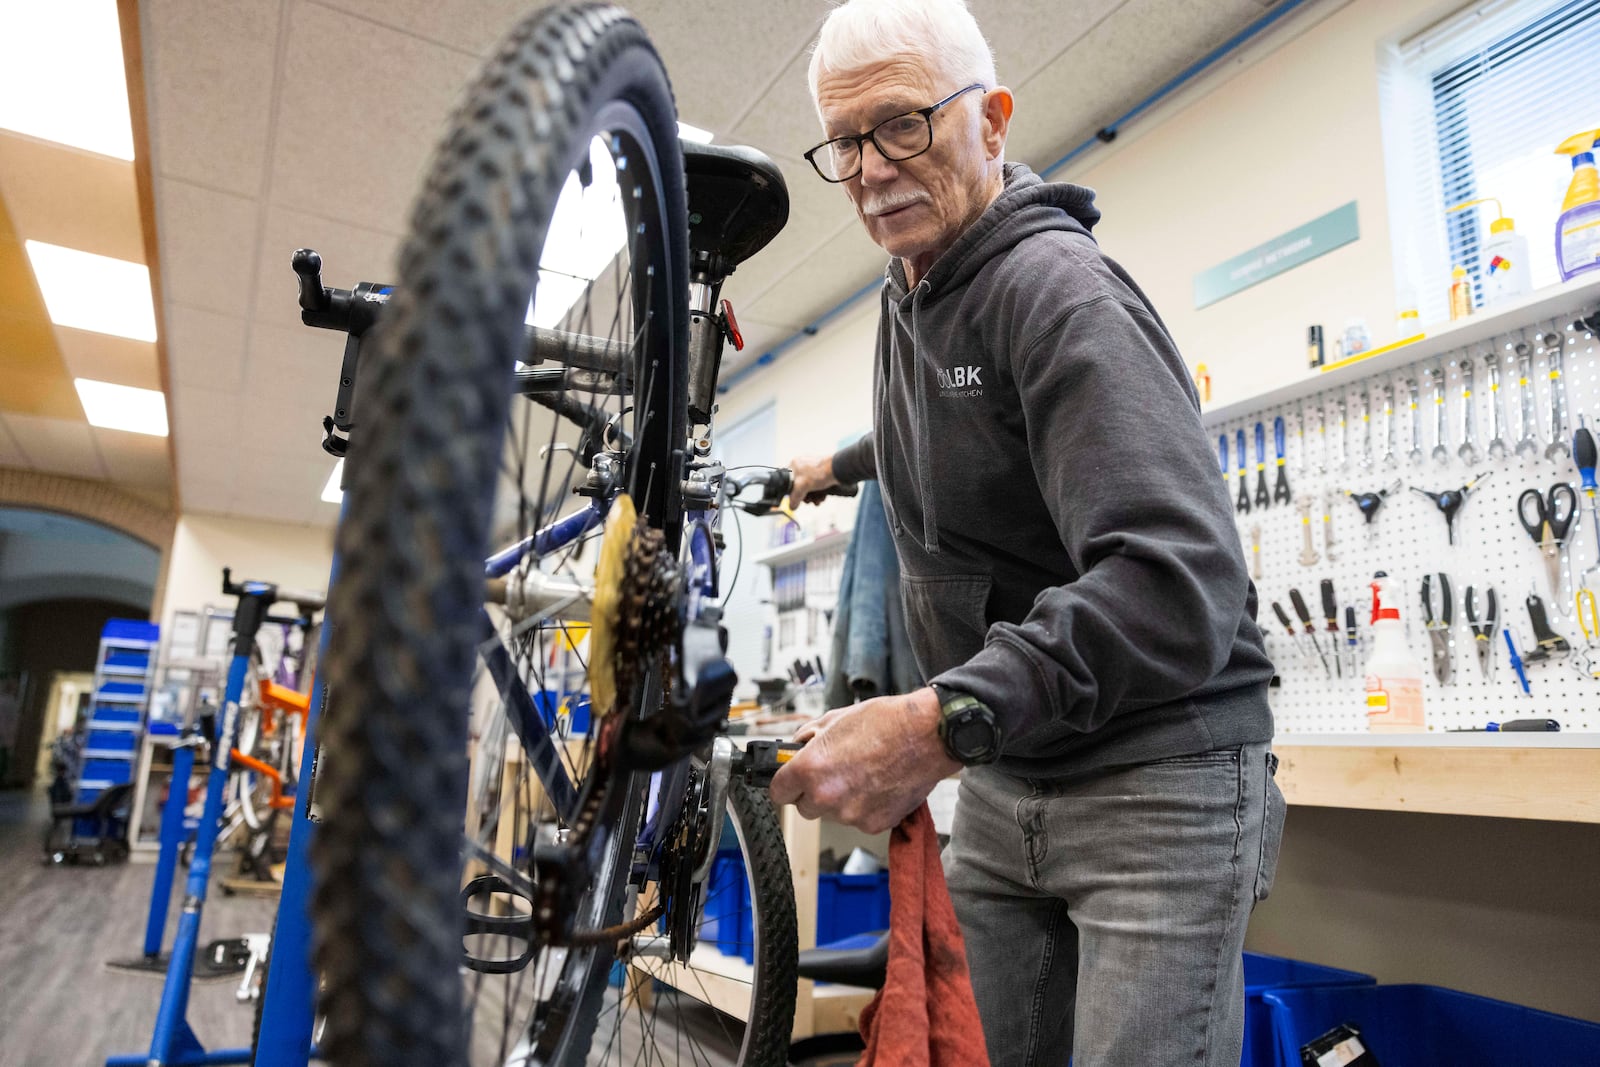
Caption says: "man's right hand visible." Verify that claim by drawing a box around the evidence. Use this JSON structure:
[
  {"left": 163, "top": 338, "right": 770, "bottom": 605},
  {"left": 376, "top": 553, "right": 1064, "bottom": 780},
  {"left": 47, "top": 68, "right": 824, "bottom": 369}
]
[{"left": 784, "top": 454, "right": 838, "bottom": 509}]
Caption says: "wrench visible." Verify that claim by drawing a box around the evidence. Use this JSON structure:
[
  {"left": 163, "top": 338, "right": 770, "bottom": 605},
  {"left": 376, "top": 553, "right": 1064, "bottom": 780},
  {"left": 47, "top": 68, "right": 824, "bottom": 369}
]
[
  {"left": 1427, "top": 365, "right": 1450, "bottom": 464},
  {"left": 1329, "top": 395, "right": 1348, "bottom": 473},
  {"left": 1514, "top": 340, "right": 1540, "bottom": 458},
  {"left": 1457, "top": 357, "right": 1481, "bottom": 465},
  {"left": 1484, "top": 349, "right": 1509, "bottom": 460},
  {"left": 1305, "top": 398, "right": 1327, "bottom": 477},
  {"left": 1250, "top": 523, "right": 1263, "bottom": 581},
  {"left": 1380, "top": 379, "right": 1398, "bottom": 468},
  {"left": 1322, "top": 487, "right": 1337, "bottom": 563},
  {"left": 1406, "top": 377, "right": 1424, "bottom": 465},
  {"left": 1541, "top": 330, "right": 1570, "bottom": 462},
  {"left": 1356, "top": 387, "right": 1373, "bottom": 470},
  {"left": 1298, "top": 495, "right": 1320, "bottom": 567}
]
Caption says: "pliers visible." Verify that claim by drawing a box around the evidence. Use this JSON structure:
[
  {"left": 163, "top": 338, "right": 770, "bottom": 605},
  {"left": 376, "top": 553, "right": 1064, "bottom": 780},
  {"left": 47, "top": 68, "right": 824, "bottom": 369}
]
[
  {"left": 1465, "top": 585, "right": 1498, "bottom": 680},
  {"left": 1421, "top": 572, "right": 1453, "bottom": 685}
]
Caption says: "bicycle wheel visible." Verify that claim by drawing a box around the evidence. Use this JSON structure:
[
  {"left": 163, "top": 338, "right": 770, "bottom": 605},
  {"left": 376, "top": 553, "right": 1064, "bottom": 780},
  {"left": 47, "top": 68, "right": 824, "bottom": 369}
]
[{"left": 310, "top": 4, "right": 791, "bottom": 1064}]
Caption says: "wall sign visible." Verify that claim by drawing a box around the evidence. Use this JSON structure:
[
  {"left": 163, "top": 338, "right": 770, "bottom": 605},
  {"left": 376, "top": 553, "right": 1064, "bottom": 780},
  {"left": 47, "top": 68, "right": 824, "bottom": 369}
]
[{"left": 1194, "top": 201, "right": 1360, "bottom": 309}]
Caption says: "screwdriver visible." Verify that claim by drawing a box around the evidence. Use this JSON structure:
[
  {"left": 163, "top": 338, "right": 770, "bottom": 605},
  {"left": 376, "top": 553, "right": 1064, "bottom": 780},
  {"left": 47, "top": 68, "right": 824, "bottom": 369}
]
[
  {"left": 1344, "top": 605, "right": 1359, "bottom": 677},
  {"left": 1289, "top": 587, "right": 1332, "bottom": 677},
  {"left": 1271, "top": 601, "right": 1308, "bottom": 659},
  {"left": 1320, "top": 579, "right": 1341, "bottom": 678}
]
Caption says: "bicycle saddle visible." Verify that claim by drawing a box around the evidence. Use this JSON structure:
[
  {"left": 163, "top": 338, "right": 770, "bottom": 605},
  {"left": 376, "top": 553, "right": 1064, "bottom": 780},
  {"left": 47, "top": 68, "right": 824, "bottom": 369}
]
[{"left": 683, "top": 141, "right": 788, "bottom": 277}]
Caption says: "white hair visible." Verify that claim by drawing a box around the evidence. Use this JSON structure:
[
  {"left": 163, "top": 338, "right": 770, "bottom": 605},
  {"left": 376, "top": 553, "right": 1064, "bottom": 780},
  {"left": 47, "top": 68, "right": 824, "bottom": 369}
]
[{"left": 807, "top": 0, "right": 998, "bottom": 109}]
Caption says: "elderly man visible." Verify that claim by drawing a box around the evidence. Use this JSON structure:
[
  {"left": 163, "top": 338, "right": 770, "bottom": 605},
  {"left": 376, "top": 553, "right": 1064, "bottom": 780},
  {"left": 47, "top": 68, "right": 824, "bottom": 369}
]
[{"left": 768, "top": 1, "right": 1286, "bottom": 1064}]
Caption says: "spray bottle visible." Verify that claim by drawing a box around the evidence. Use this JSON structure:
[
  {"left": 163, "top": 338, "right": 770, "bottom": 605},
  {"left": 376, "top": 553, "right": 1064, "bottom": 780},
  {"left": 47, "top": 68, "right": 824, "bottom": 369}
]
[
  {"left": 1365, "top": 573, "right": 1425, "bottom": 732},
  {"left": 1555, "top": 129, "right": 1600, "bottom": 281},
  {"left": 1447, "top": 197, "right": 1531, "bottom": 306}
]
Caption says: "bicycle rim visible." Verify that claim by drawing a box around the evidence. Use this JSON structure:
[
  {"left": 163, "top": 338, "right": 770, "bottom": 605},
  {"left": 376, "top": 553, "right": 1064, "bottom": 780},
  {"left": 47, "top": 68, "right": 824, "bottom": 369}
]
[{"left": 310, "top": 4, "right": 710, "bottom": 1065}]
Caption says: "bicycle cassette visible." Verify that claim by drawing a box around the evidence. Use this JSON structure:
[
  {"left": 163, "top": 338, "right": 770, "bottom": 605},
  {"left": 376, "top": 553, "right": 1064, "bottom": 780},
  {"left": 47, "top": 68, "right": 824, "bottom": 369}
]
[{"left": 589, "top": 494, "right": 680, "bottom": 720}]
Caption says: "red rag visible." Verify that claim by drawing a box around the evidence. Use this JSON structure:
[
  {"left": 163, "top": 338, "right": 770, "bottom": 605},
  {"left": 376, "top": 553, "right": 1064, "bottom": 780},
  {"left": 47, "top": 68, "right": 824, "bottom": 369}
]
[{"left": 856, "top": 801, "right": 990, "bottom": 1067}]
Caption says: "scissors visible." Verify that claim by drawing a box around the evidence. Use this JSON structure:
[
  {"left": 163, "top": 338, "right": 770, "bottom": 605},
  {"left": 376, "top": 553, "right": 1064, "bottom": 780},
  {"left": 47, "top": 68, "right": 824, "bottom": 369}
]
[{"left": 1517, "top": 483, "right": 1577, "bottom": 602}]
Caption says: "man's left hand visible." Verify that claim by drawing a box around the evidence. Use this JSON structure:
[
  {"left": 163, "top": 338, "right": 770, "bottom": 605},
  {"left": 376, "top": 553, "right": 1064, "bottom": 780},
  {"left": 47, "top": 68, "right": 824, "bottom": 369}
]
[{"left": 769, "top": 687, "right": 961, "bottom": 834}]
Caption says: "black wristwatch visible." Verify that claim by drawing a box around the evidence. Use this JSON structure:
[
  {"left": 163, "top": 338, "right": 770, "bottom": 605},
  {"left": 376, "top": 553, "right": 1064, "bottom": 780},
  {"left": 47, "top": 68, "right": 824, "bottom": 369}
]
[{"left": 932, "top": 684, "right": 1001, "bottom": 765}]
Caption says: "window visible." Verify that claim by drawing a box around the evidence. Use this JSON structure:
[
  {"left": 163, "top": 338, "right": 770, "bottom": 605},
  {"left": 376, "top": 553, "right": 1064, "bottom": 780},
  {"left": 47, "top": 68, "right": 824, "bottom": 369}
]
[{"left": 1380, "top": 0, "right": 1600, "bottom": 324}]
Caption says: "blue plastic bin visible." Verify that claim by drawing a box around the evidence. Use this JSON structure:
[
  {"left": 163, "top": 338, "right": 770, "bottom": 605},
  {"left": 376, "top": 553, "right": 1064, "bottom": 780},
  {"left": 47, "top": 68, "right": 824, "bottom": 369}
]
[
  {"left": 1264, "top": 983, "right": 1600, "bottom": 1067},
  {"left": 702, "top": 855, "right": 892, "bottom": 964},
  {"left": 816, "top": 871, "right": 890, "bottom": 946},
  {"left": 1242, "top": 952, "right": 1375, "bottom": 1067}
]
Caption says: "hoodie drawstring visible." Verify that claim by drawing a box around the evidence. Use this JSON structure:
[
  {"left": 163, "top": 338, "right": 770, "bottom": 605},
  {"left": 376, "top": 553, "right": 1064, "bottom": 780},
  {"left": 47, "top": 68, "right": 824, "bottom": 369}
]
[{"left": 910, "top": 283, "right": 940, "bottom": 555}]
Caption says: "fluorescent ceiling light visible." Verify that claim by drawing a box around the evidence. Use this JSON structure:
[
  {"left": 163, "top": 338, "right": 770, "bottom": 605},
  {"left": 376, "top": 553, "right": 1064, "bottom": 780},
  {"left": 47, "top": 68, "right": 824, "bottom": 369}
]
[
  {"left": 74, "top": 378, "right": 168, "bottom": 437},
  {"left": 26, "top": 241, "right": 156, "bottom": 342},
  {"left": 0, "top": 0, "right": 134, "bottom": 159},
  {"left": 321, "top": 460, "right": 344, "bottom": 503},
  {"left": 677, "top": 121, "right": 714, "bottom": 144}
]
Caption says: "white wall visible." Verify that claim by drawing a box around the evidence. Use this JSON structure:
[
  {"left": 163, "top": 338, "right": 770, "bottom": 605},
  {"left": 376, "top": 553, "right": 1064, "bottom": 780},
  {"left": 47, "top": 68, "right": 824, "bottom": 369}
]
[{"left": 157, "top": 513, "right": 334, "bottom": 629}]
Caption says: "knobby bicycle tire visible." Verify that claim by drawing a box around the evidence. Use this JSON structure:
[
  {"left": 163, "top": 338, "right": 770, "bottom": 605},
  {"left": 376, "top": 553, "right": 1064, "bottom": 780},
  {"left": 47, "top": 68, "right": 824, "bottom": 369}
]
[{"left": 310, "top": 3, "right": 697, "bottom": 1065}]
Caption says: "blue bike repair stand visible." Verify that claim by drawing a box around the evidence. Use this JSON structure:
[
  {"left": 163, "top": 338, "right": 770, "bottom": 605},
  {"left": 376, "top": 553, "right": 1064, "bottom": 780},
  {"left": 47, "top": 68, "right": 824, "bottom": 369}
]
[
  {"left": 108, "top": 581, "right": 300, "bottom": 1067},
  {"left": 105, "top": 727, "right": 200, "bottom": 977},
  {"left": 249, "top": 532, "right": 341, "bottom": 1067}
]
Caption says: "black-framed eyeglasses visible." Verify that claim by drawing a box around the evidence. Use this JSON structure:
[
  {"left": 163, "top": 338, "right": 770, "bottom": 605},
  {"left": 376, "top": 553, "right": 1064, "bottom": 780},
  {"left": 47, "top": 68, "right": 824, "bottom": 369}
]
[{"left": 804, "top": 83, "right": 986, "bottom": 183}]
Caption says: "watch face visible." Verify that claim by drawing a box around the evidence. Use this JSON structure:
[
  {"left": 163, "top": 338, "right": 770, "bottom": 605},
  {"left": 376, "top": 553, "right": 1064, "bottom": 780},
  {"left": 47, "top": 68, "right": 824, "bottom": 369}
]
[{"left": 950, "top": 715, "right": 993, "bottom": 759}]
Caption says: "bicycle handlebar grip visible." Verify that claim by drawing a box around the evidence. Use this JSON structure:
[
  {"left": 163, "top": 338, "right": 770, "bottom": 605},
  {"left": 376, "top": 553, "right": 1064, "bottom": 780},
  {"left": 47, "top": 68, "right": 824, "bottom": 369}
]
[{"left": 292, "top": 248, "right": 329, "bottom": 312}]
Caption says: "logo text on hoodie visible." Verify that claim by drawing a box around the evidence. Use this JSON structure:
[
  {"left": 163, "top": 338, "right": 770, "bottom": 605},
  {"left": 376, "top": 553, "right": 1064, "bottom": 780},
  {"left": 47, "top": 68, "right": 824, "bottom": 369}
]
[{"left": 936, "top": 365, "right": 984, "bottom": 398}]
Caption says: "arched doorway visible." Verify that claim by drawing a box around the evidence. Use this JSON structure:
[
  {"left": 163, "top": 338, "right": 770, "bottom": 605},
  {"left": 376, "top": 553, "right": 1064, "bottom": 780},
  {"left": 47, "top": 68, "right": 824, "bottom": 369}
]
[{"left": 0, "top": 508, "right": 160, "bottom": 788}]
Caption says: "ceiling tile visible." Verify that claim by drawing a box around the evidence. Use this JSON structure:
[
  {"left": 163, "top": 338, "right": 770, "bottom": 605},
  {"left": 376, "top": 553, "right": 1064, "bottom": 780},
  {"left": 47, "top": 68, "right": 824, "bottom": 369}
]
[
  {"left": 742, "top": 222, "right": 887, "bottom": 334},
  {"left": 720, "top": 157, "right": 858, "bottom": 309},
  {"left": 0, "top": 370, "right": 82, "bottom": 420},
  {"left": 176, "top": 475, "right": 233, "bottom": 515},
  {"left": 0, "top": 133, "right": 145, "bottom": 263},
  {"left": 728, "top": 52, "right": 824, "bottom": 164},
  {"left": 248, "top": 203, "right": 401, "bottom": 326},
  {"left": 222, "top": 449, "right": 329, "bottom": 517},
  {"left": 172, "top": 385, "right": 244, "bottom": 471},
  {"left": 5, "top": 413, "right": 108, "bottom": 480},
  {"left": 268, "top": 2, "right": 479, "bottom": 235},
  {"left": 313, "top": 0, "right": 534, "bottom": 57},
  {"left": 627, "top": 1, "right": 828, "bottom": 137},
  {"left": 166, "top": 305, "right": 247, "bottom": 392},
  {"left": 53, "top": 327, "right": 161, "bottom": 391},
  {"left": 969, "top": 0, "right": 1130, "bottom": 85},
  {"left": 1006, "top": 0, "right": 1266, "bottom": 172},
  {"left": 93, "top": 426, "right": 172, "bottom": 493},
  {"left": 157, "top": 179, "right": 259, "bottom": 319},
  {"left": 144, "top": 0, "right": 281, "bottom": 197},
  {"left": 0, "top": 416, "right": 29, "bottom": 467}
]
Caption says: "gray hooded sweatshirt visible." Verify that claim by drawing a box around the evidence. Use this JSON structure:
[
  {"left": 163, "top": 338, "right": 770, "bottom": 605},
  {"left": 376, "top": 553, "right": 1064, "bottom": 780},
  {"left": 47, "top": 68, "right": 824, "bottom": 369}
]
[{"left": 830, "top": 163, "right": 1275, "bottom": 778}]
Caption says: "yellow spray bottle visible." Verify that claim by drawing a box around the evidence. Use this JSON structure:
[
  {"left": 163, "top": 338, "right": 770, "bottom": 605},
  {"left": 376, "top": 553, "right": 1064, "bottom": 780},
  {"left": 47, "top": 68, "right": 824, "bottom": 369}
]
[
  {"left": 1555, "top": 129, "right": 1600, "bottom": 281},
  {"left": 1447, "top": 197, "right": 1530, "bottom": 306}
]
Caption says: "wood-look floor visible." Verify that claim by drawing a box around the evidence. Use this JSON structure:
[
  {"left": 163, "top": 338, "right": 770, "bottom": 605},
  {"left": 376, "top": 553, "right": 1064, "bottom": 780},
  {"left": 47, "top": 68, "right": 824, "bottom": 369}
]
[{"left": 0, "top": 789, "right": 765, "bottom": 1067}]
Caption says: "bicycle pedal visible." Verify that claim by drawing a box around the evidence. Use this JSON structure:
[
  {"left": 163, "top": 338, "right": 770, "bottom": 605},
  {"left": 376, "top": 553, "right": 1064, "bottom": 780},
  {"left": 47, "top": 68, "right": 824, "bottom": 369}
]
[{"left": 736, "top": 740, "right": 803, "bottom": 788}]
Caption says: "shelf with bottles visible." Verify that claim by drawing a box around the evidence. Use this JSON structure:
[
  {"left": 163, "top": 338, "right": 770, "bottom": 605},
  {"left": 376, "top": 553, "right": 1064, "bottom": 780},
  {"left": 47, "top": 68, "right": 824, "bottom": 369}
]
[{"left": 1201, "top": 272, "right": 1600, "bottom": 429}]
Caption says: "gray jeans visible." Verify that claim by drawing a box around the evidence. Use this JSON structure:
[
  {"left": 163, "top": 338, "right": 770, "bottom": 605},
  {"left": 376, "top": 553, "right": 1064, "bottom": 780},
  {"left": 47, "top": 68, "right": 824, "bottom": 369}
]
[{"left": 943, "top": 743, "right": 1286, "bottom": 1067}]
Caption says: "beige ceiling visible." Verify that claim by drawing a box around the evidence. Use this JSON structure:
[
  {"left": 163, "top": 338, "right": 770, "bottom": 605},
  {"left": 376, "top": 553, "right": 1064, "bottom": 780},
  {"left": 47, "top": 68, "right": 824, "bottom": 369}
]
[
  {"left": 0, "top": 124, "right": 172, "bottom": 509},
  {"left": 130, "top": 0, "right": 1283, "bottom": 527}
]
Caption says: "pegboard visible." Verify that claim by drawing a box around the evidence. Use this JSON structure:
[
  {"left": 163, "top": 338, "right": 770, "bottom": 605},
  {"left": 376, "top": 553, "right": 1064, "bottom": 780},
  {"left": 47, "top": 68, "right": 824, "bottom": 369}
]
[{"left": 1214, "top": 302, "right": 1600, "bottom": 736}]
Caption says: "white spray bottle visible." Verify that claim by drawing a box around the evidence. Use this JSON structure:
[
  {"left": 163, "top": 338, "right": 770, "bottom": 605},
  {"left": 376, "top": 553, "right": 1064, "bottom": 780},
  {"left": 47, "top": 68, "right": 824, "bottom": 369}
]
[{"left": 1365, "top": 573, "right": 1425, "bottom": 732}]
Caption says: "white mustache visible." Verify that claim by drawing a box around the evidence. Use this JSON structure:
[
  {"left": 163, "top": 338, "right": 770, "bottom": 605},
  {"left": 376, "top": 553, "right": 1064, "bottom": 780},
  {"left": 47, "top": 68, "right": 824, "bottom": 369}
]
[{"left": 862, "top": 190, "right": 929, "bottom": 217}]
